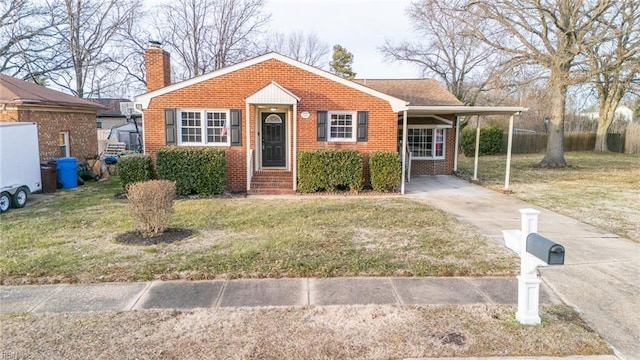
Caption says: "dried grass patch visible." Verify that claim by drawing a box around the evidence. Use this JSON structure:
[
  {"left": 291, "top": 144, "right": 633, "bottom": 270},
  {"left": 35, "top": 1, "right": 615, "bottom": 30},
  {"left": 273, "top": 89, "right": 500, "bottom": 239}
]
[
  {"left": 1, "top": 305, "right": 611, "bottom": 359},
  {"left": 458, "top": 152, "right": 640, "bottom": 242}
]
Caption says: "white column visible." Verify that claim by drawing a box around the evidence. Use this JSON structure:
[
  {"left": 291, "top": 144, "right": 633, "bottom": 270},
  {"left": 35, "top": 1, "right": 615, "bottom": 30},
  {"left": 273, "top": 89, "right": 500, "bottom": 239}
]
[
  {"left": 400, "top": 110, "right": 408, "bottom": 195},
  {"left": 504, "top": 114, "right": 515, "bottom": 191},
  {"left": 516, "top": 208, "right": 542, "bottom": 325},
  {"left": 473, "top": 115, "right": 480, "bottom": 181},
  {"left": 245, "top": 102, "right": 251, "bottom": 191},
  {"left": 453, "top": 116, "right": 460, "bottom": 172},
  {"left": 292, "top": 103, "right": 298, "bottom": 191}
]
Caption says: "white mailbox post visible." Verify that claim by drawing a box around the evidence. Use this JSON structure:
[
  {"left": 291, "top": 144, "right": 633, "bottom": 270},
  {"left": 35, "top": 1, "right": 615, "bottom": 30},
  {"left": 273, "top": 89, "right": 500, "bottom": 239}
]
[{"left": 503, "top": 208, "right": 564, "bottom": 325}]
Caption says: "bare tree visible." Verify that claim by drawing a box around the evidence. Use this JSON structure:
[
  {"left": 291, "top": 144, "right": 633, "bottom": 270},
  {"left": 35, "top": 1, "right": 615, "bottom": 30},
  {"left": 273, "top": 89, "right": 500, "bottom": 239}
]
[
  {"left": 154, "top": 0, "right": 270, "bottom": 80},
  {"left": 588, "top": 1, "right": 640, "bottom": 152},
  {"left": 0, "top": 0, "right": 64, "bottom": 81},
  {"left": 106, "top": 2, "right": 150, "bottom": 96},
  {"left": 46, "top": 0, "right": 141, "bottom": 98},
  {"left": 379, "top": 0, "right": 503, "bottom": 105},
  {"left": 447, "top": 0, "right": 619, "bottom": 167},
  {"left": 268, "top": 30, "right": 329, "bottom": 68}
]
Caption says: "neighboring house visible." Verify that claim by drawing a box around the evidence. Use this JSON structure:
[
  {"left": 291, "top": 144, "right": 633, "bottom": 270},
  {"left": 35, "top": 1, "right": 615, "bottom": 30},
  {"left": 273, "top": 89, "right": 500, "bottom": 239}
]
[
  {"left": 135, "top": 45, "right": 524, "bottom": 194},
  {"left": 93, "top": 98, "right": 133, "bottom": 130},
  {"left": 0, "top": 74, "right": 105, "bottom": 162},
  {"left": 581, "top": 105, "right": 635, "bottom": 122},
  {"left": 92, "top": 98, "right": 143, "bottom": 152}
]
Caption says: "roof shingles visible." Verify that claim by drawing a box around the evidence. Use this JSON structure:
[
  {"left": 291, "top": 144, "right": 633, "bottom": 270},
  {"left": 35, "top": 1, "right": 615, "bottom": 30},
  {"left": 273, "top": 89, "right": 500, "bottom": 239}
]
[
  {"left": 0, "top": 74, "right": 105, "bottom": 110},
  {"left": 353, "top": 79, "right": 463, "bottom": 106}
]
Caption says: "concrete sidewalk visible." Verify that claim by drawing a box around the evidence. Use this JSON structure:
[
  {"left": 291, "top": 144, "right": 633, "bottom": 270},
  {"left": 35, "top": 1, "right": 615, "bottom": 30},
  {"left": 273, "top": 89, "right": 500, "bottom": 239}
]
[
  {"left": 0, "top": 276, "right": 560, "bottom": 314},
  {"left": 405, "top": 176, "right": 640, "bottom": 360}
]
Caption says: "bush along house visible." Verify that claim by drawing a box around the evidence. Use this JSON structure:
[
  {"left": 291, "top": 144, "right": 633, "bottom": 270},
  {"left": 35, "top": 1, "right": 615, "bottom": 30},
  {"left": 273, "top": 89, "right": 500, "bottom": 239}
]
[{"left": 134, "top": 43, "right": 526, "bottom": 194}]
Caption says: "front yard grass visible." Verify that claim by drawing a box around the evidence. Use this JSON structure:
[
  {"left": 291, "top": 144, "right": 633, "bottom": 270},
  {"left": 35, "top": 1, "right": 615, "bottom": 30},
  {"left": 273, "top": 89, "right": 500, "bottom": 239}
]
[
  {"left": 0, "top": 305, "right": 612, "bottom": 358},
  {"left": 457, "top": 151, "right": 640, "bottom": 242},
  {"left": 0, "top": 178, "right": 518, "bottom": 284}
]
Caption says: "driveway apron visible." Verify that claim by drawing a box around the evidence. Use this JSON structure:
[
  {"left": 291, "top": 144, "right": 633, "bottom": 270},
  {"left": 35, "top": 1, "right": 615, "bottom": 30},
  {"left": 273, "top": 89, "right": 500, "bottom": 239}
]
[{"left": 404, "top": 176, "right": 640, "bottom": 360}]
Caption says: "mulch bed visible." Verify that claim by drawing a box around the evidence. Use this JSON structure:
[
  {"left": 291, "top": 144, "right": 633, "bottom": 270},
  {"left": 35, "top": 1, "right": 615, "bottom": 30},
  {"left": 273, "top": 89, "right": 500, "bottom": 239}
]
[{"left": 115, "top": 228, "right": 194, "bottom": 246}]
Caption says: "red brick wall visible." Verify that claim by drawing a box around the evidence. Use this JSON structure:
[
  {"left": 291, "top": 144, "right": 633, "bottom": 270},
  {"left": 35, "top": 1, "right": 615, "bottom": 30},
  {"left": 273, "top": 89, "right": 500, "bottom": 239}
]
[
  {"left": 145, "top": 47, "right": 171, "bottom": 92},
  {"left": 143, "top": 58, "right": 398, "bottom": 192},
  {"left": 1, "top": 107, "right": 98, "bottom": 162}
]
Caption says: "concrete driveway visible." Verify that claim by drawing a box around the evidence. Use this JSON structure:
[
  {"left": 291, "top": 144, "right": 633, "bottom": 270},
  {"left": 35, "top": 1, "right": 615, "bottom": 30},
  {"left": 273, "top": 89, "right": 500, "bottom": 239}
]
[{"left": 405, "top": 176, "right": 640, "bottom": 360}]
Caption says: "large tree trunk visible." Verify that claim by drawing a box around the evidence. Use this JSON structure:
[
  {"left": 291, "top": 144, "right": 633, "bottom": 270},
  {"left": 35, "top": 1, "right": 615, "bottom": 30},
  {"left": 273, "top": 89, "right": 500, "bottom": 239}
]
[
  {"left": 539, "top": 78, "right": 567, "bottom": 167},
  {"left": 594, "top": 101, "right": 617, "bottom": 152}
]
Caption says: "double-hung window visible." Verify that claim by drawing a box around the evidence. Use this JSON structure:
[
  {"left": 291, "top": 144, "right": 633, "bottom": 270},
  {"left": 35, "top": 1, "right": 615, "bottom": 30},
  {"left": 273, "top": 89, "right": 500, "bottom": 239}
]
[
  {"left": 328, "top": 111, "right": 356, "bottom": 141},
  {"left": 206, "top": 111, "right": 228, "bottom": 144},
  {"left": 401, "top": 126, "right": 446, "bottom": 159},
  {"left": 178, "top": 109, "right": 229, "bottom": 146}
]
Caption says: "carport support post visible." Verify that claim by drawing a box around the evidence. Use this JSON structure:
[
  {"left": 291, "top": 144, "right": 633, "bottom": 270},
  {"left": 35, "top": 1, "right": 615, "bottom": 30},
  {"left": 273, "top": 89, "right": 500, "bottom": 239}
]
[
  {"left": 504, "top": 114, "right": 515, "bottom": 191},
  {"left": 516, "top": 208, "right": 542, "bottom": 325},
  {"left": 473, "top": 115, "right": 480, "bottom": 181}
]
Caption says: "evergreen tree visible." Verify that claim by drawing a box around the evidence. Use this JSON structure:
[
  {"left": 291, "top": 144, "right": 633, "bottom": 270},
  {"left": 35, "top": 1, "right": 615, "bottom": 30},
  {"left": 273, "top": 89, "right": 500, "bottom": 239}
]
[{"left": 330, "top": 44, "right": 356, "bottom": 80}]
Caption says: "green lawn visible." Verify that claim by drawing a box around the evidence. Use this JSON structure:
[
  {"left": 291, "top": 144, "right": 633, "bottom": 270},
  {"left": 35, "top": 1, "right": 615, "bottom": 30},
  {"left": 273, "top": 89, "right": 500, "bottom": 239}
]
[
  {"left": 0, "top": 178, "right": 518, "bottom": 284},
  {"left": 457, "top": 151, "right": 640, "bottom": 242}
]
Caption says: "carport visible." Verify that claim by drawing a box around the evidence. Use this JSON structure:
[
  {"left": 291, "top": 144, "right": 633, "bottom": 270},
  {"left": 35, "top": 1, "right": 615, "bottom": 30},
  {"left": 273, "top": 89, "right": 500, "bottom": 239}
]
[{"left": 399, "top": 106, "right": 528, "bottom": 194}]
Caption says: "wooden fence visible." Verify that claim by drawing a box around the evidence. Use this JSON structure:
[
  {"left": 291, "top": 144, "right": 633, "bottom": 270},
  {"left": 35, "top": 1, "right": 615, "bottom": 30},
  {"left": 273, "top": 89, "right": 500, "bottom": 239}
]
[{"left": 501, "top": 131, "right": 635, "bottom": 154}]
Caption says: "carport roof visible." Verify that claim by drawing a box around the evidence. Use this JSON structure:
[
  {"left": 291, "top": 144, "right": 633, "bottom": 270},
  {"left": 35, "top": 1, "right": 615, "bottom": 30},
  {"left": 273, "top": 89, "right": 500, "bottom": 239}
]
[{"left": 405, "top": 105, "right": 528, "bottom": 116}]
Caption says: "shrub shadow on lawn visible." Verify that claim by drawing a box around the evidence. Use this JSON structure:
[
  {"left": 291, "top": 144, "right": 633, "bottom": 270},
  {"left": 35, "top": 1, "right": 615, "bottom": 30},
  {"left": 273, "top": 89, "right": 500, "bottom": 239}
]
[{"left": 115, "top": 228, "right": 194, "bottom": 246}]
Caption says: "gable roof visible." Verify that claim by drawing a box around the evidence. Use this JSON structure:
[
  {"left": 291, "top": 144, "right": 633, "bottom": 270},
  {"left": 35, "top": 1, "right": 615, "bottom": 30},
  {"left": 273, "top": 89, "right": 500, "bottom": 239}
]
[
  {"left": 92, "top": 98, "right": 132, "bottom": 116},
  {"left": 245, "top": 81, "right": 300, "bottom": 105},
  {"left": 0, "top": 74, "right": 105, "bottom": 110},
  {"left": 134, "top": 52, "right": 408, "bottom": 112},
  {"left": 353, "top": 79, "right": 463, "bottom": 106}
]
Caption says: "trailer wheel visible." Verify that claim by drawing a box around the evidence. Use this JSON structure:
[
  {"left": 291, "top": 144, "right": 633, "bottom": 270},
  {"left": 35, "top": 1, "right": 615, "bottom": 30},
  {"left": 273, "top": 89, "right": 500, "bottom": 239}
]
[
  {"left": 11, "top": 187, "right": 28, "bottom": 208},
  {"left": 0, "top": 192, "right": 10, "bottom": 213}
]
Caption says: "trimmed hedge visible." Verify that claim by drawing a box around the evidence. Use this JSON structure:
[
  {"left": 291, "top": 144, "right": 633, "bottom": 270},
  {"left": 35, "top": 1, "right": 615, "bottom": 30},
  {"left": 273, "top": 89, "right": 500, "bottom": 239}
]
[
  {"left": 460, "top": 126, "right": 504, "bottom": 156},
  {"left": 369, "top": 151, "right": 401, "bottom": 192},
  {"left": 156, "top": 147, "right": 226, "bottom": 196},
  {"left": 117, "top": 154, "right": 155, "bottom": 190},
  {"left": 298, "top": 149, "right": 363, "bottom": 192}
]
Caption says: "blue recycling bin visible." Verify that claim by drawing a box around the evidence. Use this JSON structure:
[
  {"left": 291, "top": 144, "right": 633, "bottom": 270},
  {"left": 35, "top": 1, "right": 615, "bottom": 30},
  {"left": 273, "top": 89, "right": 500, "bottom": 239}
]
[{"left": 53, "top": 157, "right": 78, "bottom": 189}]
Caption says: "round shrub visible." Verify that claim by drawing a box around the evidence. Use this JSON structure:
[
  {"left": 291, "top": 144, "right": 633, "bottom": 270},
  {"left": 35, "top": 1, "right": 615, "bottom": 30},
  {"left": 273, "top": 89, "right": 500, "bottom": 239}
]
[{"left": 126, "top": 180, "right": 176, "bottom": 237}]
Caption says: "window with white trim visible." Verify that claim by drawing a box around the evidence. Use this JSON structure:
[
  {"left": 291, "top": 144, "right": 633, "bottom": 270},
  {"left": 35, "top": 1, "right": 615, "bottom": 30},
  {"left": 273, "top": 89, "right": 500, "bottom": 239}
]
[
  {"left": 178, "top": 109, "right": 229, "bottom": 146},
  {"left": 206, "top": 111, "right": 228, "bottom": 143},
  {"left": 400, "top": 126, "right": 446, "bottom": 159},
  {"left": 329, "top": 111, "right": 356, "bottom": 141}
]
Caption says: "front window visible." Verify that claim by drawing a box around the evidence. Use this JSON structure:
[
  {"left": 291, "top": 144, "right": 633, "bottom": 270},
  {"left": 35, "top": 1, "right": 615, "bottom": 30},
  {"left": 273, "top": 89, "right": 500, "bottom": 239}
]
[
  {"left": 178, "top": 109, "right": 229, "bottom": 146},
  {"left": 329, "top": 111, "right": 355, "bottom": 141},
  {"left": 401, "top": 127, "right": 446, "bottom": 159},
  {"left": 206, "top": 111, "right": 228, "bottom": 143}
]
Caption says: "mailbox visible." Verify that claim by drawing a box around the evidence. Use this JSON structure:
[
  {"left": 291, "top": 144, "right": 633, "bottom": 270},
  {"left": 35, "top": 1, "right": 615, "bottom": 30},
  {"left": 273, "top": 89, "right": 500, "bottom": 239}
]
[{"left": 526, "top": 233, "right": 565, "bottom": 265}]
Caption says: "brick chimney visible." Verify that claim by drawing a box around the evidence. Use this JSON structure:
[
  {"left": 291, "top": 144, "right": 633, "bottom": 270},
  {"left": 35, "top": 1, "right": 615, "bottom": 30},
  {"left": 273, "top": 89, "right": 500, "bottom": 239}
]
[{"left": 145, "top": 41, "right": 171, "bottom": 92}]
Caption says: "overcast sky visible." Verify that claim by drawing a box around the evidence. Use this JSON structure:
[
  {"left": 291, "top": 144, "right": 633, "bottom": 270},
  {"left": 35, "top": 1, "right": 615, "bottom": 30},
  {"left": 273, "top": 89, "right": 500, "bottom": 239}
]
[{"left": 268, "top": 0, "right": 418, "bottom": 78}]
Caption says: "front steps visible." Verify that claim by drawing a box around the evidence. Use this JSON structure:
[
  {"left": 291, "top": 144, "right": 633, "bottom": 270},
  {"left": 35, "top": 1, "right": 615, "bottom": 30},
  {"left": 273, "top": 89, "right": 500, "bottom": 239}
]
[{"left": 248, "top": 170, "right": 295, "bottom": 195}]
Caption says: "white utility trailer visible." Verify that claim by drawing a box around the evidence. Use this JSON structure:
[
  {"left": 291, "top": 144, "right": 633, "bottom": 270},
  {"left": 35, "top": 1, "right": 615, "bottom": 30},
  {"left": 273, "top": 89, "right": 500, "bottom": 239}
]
[{"left": 0, "top": 122, "right": 42, "bottom": 212}]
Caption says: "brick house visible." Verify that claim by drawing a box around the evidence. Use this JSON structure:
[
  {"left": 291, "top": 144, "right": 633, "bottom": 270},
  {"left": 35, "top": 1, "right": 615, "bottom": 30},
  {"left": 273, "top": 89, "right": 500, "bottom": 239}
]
[
  {"left": 0, "top": 74, "right": 105, "bottom": 162},
  {"left": 135, "top": 45, "right": 524, "bottom": 194}
]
